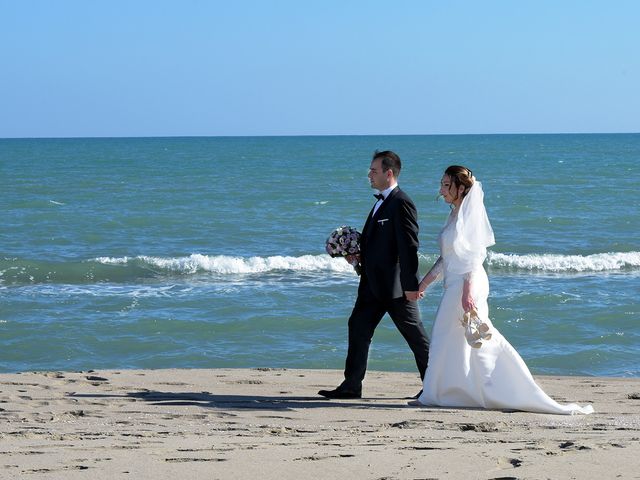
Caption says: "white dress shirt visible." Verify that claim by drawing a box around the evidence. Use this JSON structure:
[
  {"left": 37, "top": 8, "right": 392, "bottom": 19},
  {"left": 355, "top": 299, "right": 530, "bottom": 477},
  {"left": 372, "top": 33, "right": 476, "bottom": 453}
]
[{"left": 373, "top": 183, "right": 397, "bottom": 216}]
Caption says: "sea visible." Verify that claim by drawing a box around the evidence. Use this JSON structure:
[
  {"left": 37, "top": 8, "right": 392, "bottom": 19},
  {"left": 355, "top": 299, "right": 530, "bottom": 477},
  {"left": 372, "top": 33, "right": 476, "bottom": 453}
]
[{"left": 1, "top": 134, "right": 638, "bottom": 377}]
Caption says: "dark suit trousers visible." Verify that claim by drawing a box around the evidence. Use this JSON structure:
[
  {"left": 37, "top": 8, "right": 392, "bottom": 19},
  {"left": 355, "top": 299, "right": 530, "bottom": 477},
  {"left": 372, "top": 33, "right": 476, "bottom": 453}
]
[{"left": 340, "top": 286, "right": 430, "bottom": 392}]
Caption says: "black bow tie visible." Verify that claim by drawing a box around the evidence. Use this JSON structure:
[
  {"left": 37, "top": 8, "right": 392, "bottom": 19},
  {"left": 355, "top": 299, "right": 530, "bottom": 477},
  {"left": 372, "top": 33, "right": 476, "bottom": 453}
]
[{"left": 374, "top": 193, "right": 385, "bottom": 201}]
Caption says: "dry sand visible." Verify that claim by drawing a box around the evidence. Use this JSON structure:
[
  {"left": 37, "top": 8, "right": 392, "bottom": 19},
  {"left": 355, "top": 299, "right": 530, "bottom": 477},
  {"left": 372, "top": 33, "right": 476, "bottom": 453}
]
[{"left": 1, "top": 368, "right": 639, "bottom": 479}]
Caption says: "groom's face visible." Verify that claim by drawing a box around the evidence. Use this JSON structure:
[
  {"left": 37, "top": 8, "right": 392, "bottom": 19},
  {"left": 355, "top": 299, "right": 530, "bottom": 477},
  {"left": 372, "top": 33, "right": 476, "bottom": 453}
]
[{"left": 368, "top": 158, "right": 390, "bottom": 191}]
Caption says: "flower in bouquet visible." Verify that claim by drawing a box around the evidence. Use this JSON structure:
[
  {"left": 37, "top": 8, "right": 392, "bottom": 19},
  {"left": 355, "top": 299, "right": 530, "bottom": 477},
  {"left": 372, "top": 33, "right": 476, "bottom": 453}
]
[{"left": 325, "top": 225, "right": 362, "bottom": 274}]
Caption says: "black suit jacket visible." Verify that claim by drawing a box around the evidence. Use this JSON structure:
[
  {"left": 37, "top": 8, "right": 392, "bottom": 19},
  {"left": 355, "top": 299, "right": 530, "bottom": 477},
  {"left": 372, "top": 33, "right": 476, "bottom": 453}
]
[{"left": 359, "top": 186, "right": 420, "bottom": 301}]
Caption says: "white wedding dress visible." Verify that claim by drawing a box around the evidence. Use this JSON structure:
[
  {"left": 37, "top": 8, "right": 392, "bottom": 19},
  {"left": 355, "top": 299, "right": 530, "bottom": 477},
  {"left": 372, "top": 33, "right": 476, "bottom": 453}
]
[{"left": 417, "top": 183, "right": 593, "bottom": 415}]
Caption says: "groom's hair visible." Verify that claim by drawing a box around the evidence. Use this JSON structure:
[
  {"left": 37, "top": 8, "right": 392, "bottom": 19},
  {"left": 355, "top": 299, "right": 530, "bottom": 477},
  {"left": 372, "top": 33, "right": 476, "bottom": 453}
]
[{"left": 373, "top": 150, "right": 401, "bottom": 178}]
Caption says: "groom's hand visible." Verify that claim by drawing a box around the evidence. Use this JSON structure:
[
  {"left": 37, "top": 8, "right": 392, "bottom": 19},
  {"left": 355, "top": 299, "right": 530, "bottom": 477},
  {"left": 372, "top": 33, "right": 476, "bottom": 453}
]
[{"left": 345, "top": 254, "right": 361, "bottom": 265}]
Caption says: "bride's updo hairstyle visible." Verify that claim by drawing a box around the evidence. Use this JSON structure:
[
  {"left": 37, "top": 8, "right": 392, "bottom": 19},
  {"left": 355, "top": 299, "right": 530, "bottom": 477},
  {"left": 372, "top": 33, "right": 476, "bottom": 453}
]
[{"left": 444, "top": 165, "right": 474, "bottom": 202}]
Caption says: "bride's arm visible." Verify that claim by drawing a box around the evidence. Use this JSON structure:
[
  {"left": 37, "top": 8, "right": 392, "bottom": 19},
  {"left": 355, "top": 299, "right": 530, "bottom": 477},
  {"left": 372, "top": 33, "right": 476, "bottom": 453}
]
[
  {"left": 462, "top": 272, "right": 476, "bottom": 312},
  {"left": 418, "top": 256, "right": 443, "bottom": 294}
]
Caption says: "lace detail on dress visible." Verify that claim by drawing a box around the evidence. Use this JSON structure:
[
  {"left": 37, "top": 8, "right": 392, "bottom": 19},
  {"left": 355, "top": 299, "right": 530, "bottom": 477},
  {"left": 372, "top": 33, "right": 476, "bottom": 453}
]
[{"left": 425, "top": 256, "right": 444, "bottom": 283}]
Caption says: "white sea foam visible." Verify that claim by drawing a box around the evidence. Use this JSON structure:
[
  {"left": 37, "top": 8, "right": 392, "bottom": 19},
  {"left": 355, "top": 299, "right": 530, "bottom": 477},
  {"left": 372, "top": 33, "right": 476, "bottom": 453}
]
[
  {"left": 91, "top": 251, "right": 640, "bottom": 276},
  {"left": 94, "top": 256, "right": 131, "bottom": 265},
  {"left": 94, "top": 254, "right": 355, "bottom": 274},
  {"left": 487, "top": 251, "right": 640, "bottom": 272}
]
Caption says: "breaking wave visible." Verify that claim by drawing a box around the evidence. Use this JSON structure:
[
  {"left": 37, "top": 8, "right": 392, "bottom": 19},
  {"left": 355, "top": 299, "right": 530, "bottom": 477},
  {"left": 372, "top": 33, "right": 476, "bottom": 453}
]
[
  {"left": 2, "top": 251, "right": 638, "bottom": 286},
  {"left": 486, "top": 251, "right": 640, "bottom": 272}
]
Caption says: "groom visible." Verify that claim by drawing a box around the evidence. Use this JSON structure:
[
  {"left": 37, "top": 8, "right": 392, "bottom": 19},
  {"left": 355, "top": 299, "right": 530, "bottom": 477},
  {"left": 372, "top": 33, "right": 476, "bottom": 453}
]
[{"left": 319, "top": 150, "right": 430, "bottom": 399}]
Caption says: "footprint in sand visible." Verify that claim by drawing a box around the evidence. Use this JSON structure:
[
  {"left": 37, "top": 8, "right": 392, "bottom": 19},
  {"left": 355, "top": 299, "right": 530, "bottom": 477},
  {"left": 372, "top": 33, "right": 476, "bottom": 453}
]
[
  {"left": 497, "top": 457, "right": 523, "bottom": 468},
  {"left": 559, "top": 441, "right": 592, "bottom": 451},
  {"left": 165, "top": 457, "right": 227, "bottom": 463},
  {"left": 85, "top": 375, "right": 109, "bottom": 386},
  {"left": 229, "top": 379, "right": 263, "bottom": 385},
  {"left": 459, "top": 422, "right": 504, "bottom": 432}
]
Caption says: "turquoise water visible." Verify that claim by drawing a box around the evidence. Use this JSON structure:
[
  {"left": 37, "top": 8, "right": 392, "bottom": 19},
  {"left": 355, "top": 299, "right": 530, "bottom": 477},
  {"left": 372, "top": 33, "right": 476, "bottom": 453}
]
[{"left": 1, "top": 134, "right": 638, "bottom": 376}]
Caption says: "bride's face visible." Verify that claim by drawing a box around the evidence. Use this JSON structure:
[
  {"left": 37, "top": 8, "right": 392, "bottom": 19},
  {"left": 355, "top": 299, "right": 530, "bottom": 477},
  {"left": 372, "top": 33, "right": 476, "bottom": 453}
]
[{"left": 440, "top": 174, "right": 464, "bottom": 205}]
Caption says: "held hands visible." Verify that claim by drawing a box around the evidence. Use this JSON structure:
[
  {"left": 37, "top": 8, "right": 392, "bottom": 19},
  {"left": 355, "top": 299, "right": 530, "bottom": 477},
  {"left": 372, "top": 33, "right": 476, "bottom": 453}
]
[
  {"left": 413, "top": 276, "right": 430, "bottom": 301},
  {"left": 404, "top": 279, "right": 428, "bottom": 302},
  {"left": 405, "top": 290, "right": 423, "bottom": 302}
]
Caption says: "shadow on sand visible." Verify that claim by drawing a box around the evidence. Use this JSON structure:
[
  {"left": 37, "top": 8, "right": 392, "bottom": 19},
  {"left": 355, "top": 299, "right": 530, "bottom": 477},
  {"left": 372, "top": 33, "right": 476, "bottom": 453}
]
[{"left": 68, "top": 390, "right": 423, "bottom": 411}]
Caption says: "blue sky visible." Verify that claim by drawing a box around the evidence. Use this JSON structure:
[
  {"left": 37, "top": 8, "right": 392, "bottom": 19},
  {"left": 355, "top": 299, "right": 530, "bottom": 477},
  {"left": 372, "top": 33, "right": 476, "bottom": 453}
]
[{"left": 1, "top": 1, "right": 638, "bottom": 137}]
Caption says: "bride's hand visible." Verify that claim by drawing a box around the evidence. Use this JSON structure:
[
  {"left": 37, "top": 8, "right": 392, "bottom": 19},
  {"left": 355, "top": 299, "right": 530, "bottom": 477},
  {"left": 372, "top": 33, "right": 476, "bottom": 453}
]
[
  {"left": 462, "top": 293, "right": 476, "bottom": 313},
  {"left": 462, "top": 278, "right": 476, "bottom": 312}
]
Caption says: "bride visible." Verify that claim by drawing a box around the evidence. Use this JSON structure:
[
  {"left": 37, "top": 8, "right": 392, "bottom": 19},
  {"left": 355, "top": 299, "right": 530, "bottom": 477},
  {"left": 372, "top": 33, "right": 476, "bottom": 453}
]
[{"left": 411, "top": 166, "right": 593, "bottom": 415}]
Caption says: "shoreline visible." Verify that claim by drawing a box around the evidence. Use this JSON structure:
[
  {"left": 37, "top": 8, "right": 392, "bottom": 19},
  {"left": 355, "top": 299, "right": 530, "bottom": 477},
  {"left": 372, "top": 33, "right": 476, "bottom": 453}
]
[{"left": 1, "top": 368, "right": 639, "bottom": 479}]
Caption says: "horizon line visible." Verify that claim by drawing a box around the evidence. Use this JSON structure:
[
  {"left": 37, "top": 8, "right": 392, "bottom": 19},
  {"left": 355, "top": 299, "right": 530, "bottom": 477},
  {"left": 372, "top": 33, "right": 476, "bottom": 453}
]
[{"left": 1, "top": 131, "right": 639, "bottom": 141}]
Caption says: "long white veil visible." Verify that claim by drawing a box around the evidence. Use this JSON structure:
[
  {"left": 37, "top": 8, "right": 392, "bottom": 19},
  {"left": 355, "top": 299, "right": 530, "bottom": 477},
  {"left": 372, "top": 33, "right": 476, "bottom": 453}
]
[{"left": 448, "top": 180, "right": 495, "bottom": 274}]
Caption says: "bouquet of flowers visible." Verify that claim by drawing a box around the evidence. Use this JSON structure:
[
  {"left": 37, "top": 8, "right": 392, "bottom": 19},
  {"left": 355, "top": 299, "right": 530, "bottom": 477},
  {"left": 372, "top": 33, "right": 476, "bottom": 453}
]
[{"left": 325, "top": 225, "right": 362, "bottom": 275}]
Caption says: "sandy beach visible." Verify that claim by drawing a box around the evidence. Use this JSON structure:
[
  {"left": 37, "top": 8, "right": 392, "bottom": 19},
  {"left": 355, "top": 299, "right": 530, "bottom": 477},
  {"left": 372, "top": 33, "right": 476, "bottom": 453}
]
[{"left": 1, "top": 368, "right": 639, "bottom": 479}]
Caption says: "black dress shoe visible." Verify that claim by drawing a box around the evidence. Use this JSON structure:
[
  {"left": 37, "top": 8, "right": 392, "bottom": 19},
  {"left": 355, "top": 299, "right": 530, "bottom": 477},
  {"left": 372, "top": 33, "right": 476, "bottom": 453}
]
[{"left": 318, "top": 387, "right": 361, "bottom": 399}]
